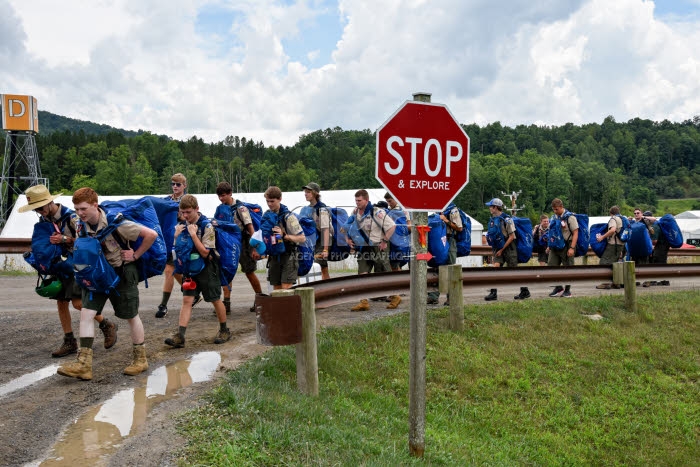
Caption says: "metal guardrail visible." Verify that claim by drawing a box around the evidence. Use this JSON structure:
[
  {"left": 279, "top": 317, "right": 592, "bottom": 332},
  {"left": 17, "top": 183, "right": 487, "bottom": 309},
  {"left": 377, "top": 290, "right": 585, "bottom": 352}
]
[
  {"left": 305, "top": 264, "right": 700, "bottom": 308},
  {"left": 3, "top": 238, "right": 698, "bottom": 309}
]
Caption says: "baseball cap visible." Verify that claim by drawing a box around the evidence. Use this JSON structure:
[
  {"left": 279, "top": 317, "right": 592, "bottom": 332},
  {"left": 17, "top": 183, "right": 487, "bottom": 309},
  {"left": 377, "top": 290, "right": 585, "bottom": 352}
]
[
  {"left": 643, "top": 211, "right": 653, "bottom": 216},
  {"left": 302, "top": 182, "right": 321, "bottom": 192},
  {"left": 485, "top": 198, "right": 503, "bottom": 207}
]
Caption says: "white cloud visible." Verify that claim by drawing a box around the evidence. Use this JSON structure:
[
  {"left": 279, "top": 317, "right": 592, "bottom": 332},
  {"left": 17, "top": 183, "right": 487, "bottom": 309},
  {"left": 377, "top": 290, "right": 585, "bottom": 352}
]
[{"left": 2, "top": 0, "right": 700, "bottom": 147}]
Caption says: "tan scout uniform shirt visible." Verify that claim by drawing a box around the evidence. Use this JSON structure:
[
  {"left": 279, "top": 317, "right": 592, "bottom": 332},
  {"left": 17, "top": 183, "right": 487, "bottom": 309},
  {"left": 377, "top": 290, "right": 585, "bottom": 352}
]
[
  {"left": 353, "top": 207, "right": 396, "bottom": 245},
  {"left": 80, "top": 209, "right": 143, "bottom": 268},
  {"left": 311, "top": 205, "right": 333, "bottom": 236},
  {"left": 233, "top": 204, "right": 253, "bottom": 232}
]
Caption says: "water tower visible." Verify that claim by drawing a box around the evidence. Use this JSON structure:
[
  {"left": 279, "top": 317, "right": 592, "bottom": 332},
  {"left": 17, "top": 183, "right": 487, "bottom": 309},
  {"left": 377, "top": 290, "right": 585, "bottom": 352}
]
[{"left": 1, "top": 94, "right": 45, "bottom": 225}]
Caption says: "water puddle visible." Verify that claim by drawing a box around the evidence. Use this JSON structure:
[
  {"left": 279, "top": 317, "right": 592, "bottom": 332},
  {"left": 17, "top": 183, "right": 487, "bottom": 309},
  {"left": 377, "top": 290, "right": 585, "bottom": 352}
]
[
  {"left": 36, "top": 351, "right": 221, "bottom": 467},
  {"left": 0, "top": 365, "right": 59, "bottom": 399}
]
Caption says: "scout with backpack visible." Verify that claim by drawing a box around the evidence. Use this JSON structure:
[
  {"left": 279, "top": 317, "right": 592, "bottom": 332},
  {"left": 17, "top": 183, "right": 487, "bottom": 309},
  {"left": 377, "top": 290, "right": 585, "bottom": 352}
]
[
  {"left": 307, "top": 201, "right": 352, "bottom": 262},
  {"left": 427, "top": 204, "right": 471, "bottom": 267},
  {"left": 173, "top": 213, "right": 242, "bottom": 287},
  {"left": 547, "top": 210, "right": 590, "bottom": 257},
  {"left": 24, "top": 205, "right": 78, "bottom": 298},
  {"left": 261, "top": 204, "right": 317, "bottom": 276},
  {"left": 72, "top": 197, "right": 175, "bottom": 299},
  {"left": 486, "top": 212, "right": 533, "bottom": 264}
]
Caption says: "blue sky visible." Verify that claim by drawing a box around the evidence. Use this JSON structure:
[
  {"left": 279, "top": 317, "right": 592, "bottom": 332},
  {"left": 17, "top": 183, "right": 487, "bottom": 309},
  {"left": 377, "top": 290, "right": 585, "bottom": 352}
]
[
  {"left": 3, "top": 0, "right": 700, "bottom": 146},
  {"left": 653, "top": 0, "right": 700, "bottom": 17}
]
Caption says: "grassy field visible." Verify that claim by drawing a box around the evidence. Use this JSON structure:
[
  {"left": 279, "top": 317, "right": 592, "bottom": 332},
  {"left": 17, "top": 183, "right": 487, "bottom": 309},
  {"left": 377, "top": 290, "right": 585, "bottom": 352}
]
[
  {"left": 656, "top": 198, "right": 700, "bottom": 215},
  {"left": 176, "top": 293, "right": 699, "bottom": 465}
]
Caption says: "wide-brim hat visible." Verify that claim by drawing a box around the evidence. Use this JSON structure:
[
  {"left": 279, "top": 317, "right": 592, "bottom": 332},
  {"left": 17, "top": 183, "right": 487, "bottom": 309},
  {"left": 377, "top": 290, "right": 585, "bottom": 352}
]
[{"left": 18, "top": 185, "right": 62, "bottom": 213}]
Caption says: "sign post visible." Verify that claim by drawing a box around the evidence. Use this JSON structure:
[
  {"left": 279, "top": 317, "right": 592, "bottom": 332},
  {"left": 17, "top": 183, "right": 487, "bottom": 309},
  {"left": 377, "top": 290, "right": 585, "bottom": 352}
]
[{"left": 375, "top": 93, "right": 469, "bottom": 457}]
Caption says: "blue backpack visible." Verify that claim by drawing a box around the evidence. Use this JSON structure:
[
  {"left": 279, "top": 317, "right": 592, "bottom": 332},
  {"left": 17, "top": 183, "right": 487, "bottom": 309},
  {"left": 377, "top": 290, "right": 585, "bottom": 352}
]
[
  {"left": 612, "top": 214, "right": 632, "bottom": 243},
  {"left": 234, "top": 200, "right": 263, "bottom": 231},
  {"left": 589, "top": 223, "right": 608, "bottom": 258},
  {"left": 173, "top": 215, "right": 212, "bottom": 277},
  {"left": 312, "top": 202, "right": 352, "bottom": 262},
  {"left": 24, "top": 206, "right": 76, "bottom": 279},
  {"left": 513, "top": 217, "right": 534, "bottom": 263},
  {"left": 443, "top": 204, "right": 471, "bottom": 257},
  {"left": 427, "top": 213, "right": 449, "bottom": 267},
  {"left": 548, "top": 211, "right": 589, "bottom": 257},
  {"left": 73, "top": 218, "right": 123, "bottom": 299},
  {"left": 212, "top": 220, "right": 242, "bottom": 286},
  {"left": 261, "top": 207, "right": 288, "bottom": 256},
  {"left": 386, "top": 209, "right": 411, "bottom": 267},
  {"left": 626, "top": 221, "right": 653, "bottom": 258},
  {"left": 487, "top": 214, "right": 533, "bottom": 263},
  {"left": 286, "top": 212, "right": 317, "bottom": 276},
  {"left": 100, "top": 197, "right": 173, "bottom": 284},
  {"left": 486, "top": 213, "right": 510, "bottom": 251},
  {"left": 656, "top": 214, "right": 683, "bottom": 248}
]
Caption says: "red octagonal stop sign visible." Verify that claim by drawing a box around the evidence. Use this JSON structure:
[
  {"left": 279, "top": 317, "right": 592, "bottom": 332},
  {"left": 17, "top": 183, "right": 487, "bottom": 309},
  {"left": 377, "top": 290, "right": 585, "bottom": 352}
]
[{"left": 376, "top": 101, "right": 470, "bottom": 212}]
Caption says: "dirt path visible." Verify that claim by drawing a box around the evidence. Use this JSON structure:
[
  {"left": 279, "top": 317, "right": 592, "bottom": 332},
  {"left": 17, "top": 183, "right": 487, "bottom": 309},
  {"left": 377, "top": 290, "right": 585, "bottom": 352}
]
[{"left": 0, "top": 273, "right": 695, "bottom": 466}]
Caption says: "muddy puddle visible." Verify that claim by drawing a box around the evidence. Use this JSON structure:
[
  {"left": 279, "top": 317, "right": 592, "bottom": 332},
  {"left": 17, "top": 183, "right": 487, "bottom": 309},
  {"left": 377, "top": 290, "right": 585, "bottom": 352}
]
[{"left": 31, "top": 351, "right": 221, "bottom": 466}]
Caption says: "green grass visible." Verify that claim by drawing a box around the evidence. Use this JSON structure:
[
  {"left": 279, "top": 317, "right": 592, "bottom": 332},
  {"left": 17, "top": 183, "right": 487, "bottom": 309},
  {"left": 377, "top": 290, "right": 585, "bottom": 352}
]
[
  {"left": 657, "top": 198, "right": 700, "bottom": 215},
  {"left": 176, "top": 292, "right": 700, "bottom": 465}
]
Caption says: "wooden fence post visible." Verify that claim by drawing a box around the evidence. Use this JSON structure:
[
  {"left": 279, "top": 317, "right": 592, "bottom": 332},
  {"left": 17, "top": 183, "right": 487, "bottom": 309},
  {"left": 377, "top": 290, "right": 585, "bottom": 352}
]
[
  {"left": 623, "top": 261, "right": 637, "bottom": 313},
  {"left": 295, "top": 287, "right": 319, "bottom": 396},
  {"left": 448, "top": 264, "right": 464, "bottom": 331}
]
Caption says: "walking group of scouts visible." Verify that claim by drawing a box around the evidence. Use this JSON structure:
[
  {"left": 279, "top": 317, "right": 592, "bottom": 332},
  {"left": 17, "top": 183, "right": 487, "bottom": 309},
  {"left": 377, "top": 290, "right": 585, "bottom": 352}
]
[{"left": 21, "top": 175, "right": 681, "bottom": 381}]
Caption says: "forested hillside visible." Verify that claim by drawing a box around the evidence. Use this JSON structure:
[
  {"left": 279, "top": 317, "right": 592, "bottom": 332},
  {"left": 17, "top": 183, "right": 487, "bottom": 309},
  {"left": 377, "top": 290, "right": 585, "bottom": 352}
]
[{"left": 2, "top": 114, "right": 699, "bottom": 226}]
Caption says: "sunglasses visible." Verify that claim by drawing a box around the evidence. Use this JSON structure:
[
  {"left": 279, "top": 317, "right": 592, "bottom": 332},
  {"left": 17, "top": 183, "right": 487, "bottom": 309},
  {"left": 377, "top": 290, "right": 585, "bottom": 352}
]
[{"left": 171, "top": 182, "right": 182, "bottom": 187}]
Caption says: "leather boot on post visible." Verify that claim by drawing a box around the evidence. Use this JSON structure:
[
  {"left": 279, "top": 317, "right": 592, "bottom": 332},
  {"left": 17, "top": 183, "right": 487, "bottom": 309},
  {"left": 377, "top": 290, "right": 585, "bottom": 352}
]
[
  {"left": 386, "top": 295, "right": 401, "bottom": 309},
  {"left": 52, "top": 336, "right": 78, "bottom": 358},
  {"left": 484, "top": 289, "right": 498, "bottom": 301},
  {"left": 514, "top": 287, "right": 531, "bottom": 300},
  {"left": 57, "top": 347, "right": 93, "bottom": 380},
  {"left": 100, "top": 319, "right": 118, "bottom": 349},
  {"left": 351, "top": 299, "right": 370, "bottom": 312},
  {"left": 124, "top": 344, "right": 148, "bottom": 376}
]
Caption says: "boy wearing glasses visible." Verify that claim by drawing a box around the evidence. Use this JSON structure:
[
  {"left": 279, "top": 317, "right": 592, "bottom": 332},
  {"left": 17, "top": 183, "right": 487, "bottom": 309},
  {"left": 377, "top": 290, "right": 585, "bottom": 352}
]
[
  {"left": 156, "top": 173, "right": 201, "bottom": 317},
  {"left": 19, "top": 185, "right": 118, "bottom": 358}
]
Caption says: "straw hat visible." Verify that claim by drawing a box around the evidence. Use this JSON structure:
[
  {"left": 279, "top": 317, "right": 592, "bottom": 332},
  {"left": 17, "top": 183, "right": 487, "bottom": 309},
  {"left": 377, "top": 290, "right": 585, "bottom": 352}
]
[{"left": 18, "top": 185, "right": 63, "bottom": 213}]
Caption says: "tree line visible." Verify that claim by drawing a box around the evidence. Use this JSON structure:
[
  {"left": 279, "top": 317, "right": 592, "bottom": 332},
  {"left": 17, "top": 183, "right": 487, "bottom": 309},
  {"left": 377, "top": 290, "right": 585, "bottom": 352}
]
[{"left": 2, "top": 115, "right": 699, "bottom": 227}]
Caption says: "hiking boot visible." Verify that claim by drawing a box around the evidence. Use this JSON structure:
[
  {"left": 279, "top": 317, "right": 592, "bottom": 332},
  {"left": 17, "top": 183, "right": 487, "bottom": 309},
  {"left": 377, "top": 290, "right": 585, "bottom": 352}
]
[
  {"left": 386, "top": 295, "right": 401, "bottom": 309},
  {"left": 214, "top": 327, "right": 232, "bottom": 344},
  {"left": 514, "top": 287, "right": 531, "bottom": 300},
  {"left": 427, "top": 296, "right": 439, "bottom": 305},
  {"left": 57, "top": 347, "right": 93, "bottom": 380},
  {"left": 351, "top": 299, "right": 370, "bottom": 311},
  {"left": 164, "top": 333, "right": 185, "bottom": 348},
  {"left": 224, "top": 300, "right": 231, "bottom": 315},
  {"left": 123, "top": 344, "right": 148, "bottom": 376},
  {"left": 250, "top": 304, "right": 256, "bottom": 313},
  {"left": 596, "top": 283, "right": 612, "bottom": 289},
  {"left": 484, "top": 289, "right": 497, "bottom": 301},
  {"left": 549, "top": 286, "right": 564, "bottom": 297},
  {"left": 192, "top": 294, "right": 203, "bottom": 308},
  {"left": 562, "top": 290, "right": 573, "bottom": 298},
  {"left": 52, "top": 336, "right": 78, "bottom": 358},
  {"left": 99, "top": 319, "right": 118, "bottom": 349},
  {"left": 658, "top": 280, "right": 670, "bottom": 286},
  {"left": 155, "top": 305, "right": 168, "bottom": 318}
]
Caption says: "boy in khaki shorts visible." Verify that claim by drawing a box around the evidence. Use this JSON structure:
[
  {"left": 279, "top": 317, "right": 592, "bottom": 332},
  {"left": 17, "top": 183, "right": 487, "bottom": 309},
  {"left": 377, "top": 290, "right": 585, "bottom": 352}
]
[
  {"left": 57, "top": 187, "right": 157, "bottom": 380},
  {"left": 165, "top": 195, "right": 231, "bottom": 348}
]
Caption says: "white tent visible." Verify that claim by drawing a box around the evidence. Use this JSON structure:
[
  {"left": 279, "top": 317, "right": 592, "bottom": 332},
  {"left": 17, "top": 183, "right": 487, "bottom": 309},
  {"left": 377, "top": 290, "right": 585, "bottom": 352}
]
[
  {"left": 1, "top": 189, "right": 484, "bottom": 271},
  {"left": 675, "top": 210, "right": 700, "bottom": 219}
]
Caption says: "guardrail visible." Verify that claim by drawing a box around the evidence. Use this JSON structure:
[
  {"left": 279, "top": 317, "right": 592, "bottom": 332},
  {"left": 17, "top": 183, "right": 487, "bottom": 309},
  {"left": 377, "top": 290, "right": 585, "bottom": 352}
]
[{"left": 305, "top": 264, "right": 700, "bottom": 308}]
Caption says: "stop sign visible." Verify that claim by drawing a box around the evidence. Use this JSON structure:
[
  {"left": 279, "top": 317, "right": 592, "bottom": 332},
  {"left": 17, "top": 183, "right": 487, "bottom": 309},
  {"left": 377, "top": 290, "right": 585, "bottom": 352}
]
[{"left": 376, "top": 101, "right": 470, "bottom": 211}]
